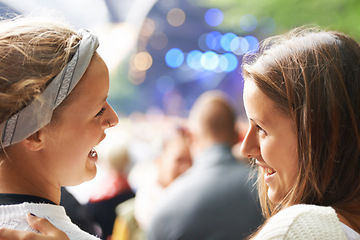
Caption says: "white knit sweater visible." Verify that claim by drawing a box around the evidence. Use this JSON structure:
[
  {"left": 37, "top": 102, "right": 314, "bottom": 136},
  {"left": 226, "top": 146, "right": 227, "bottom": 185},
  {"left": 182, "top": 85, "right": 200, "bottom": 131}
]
[
  {"left": 0, "top": 202, "right": 100, "bottom": 240},
  {"left": 254, "top": 204, "right": 348, "bottom": 240}
]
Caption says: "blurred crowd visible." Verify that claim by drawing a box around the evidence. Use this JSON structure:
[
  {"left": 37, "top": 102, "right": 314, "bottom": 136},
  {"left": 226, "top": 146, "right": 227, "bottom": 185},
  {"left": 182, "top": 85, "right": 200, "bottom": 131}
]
[{"left": 63, "top": 90, "right": 263, "bottom": 240}]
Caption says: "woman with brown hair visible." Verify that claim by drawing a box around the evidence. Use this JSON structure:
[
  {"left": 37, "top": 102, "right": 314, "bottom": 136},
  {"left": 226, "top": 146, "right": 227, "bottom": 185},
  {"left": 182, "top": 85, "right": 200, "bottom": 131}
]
[{"left": 241, "top": 27, "right": 360, "bottom": 239}]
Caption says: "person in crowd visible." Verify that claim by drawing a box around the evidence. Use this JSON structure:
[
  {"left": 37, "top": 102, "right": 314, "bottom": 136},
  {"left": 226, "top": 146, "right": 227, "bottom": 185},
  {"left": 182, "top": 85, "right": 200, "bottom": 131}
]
[
  {"left": 110, "top": 123, "right": 192, "bottom": 240},
  {"left": 147, "top": 90, "right": 263, "bottom": 240},
  {"left": 0, "top": 16, "right": 118, "bottom": 240},
  {"left": 133, "top": 125, "right": 192, "bottom": 233},
  {"left": 240, "top": 27, "right": 360, "bottom": 239}
]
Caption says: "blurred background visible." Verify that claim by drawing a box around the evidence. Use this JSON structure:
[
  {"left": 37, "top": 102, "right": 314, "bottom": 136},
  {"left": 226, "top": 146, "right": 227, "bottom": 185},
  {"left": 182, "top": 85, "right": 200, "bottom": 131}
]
[
  {"left": 2, "top": 0, "right": 360, "bottom": 120},
  {"left": 1, "top": 0, "right": 359, "bottom": 214}
]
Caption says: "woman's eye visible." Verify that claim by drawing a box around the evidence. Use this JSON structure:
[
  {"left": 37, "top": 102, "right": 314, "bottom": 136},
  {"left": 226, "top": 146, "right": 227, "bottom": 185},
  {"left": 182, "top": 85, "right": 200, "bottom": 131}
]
[
  {"left": 96, "top": 107, "right": 106, "bottom": 117},
  {"left": 256, "top": 125, "right": 266, "bottom": 134}
]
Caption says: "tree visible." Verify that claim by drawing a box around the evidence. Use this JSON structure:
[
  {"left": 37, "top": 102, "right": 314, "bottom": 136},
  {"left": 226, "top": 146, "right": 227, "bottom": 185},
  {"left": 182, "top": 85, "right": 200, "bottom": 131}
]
[{"left": 195, "top": 0, "right": 360, "bottom": 40}]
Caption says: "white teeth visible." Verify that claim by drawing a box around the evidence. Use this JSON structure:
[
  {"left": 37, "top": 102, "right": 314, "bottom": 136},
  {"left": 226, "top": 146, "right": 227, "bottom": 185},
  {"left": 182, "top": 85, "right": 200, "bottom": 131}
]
[
  {"left": 264, "top": 168, "right": 275, "bottom": 175},
  {"left": 90, "top": 148, "right": 97, "bottom": 158}
]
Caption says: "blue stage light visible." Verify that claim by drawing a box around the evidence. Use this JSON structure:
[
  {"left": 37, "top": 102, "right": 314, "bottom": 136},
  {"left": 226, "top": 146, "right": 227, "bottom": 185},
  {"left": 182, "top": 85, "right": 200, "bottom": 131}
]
[
  {"left": 220, "top": 32, "right": 237, "bottom": 52},
  {"left": 204, "top": 8, "right": 223, "bottom": 27},
  {"left": 205, "top": 31, "right": 222, "bottom": 50},
  {"left": 221, "top": 53, "right": 238, "bottom": 72},
  {"left": 186, "top": 50, "right": 203, "bottom": 71},
  {"left": 201, "top": 51, "right": 219, "bottom": 70},
  {"left": 165, "top": 48, "right": 185, "bottom": 68},
  {"left": 244, "top": 35, "right": 259, "bottom": 53}
]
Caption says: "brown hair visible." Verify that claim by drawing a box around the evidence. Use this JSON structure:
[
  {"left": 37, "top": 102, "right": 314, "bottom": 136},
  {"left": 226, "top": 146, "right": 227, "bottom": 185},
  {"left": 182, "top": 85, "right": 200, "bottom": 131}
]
[
  {"left": 0, "top": 17, "right": 81, "bottom": 123},
  {"left": 242, "top": 27, "right": 360, "bottom": 231}
]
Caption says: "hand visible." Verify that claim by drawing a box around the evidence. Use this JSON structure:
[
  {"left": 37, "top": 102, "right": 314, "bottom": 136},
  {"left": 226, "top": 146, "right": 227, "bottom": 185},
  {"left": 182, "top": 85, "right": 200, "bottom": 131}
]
[{"left": 0, "top": 213, "right": 70, "bottom": 240}]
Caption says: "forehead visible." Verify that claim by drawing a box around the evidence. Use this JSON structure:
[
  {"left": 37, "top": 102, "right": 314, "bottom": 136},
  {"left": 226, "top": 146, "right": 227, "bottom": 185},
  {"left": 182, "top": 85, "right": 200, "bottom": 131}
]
[
  {"left": 243, "top": 79, "right": 279, "bottom": 120},
  {"left": 54, "top": 54, "right": 109, "bottom": 113},
  {"left": 72, "top": 54, "right": 108, "bottom": 94},
  {"left": 243, "top": 79, "right": 296, "bottom": 133},
  {"left": 243, "top": 79, "right": 271, "bottom": 109}
]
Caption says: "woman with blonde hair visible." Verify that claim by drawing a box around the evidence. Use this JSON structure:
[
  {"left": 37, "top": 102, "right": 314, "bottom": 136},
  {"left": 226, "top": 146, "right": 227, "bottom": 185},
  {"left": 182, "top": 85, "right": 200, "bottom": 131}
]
[
  {"left": 241, "top": 27, "right": 360, "bottom": 239},
  {"left": 0, "top": 16, "right": 118, "bottom": 239}
]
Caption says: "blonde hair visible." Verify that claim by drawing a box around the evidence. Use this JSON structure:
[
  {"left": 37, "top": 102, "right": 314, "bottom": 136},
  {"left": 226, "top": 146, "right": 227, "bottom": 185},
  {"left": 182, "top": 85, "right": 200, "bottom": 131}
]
[{"left": 0, "top": 16, "right": 81, "bottom": 123}]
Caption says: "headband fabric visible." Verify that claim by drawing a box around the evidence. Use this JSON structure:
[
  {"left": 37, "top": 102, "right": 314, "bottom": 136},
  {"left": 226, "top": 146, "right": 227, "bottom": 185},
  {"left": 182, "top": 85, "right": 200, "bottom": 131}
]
[{"left": 0, "top": 29, "right": 99, "bottom": 148}]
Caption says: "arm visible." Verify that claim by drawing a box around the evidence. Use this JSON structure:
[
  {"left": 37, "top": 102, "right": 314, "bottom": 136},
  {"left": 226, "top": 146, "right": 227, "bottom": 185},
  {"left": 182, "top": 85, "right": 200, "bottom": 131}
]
[{"left": 0, "top": 213, "right": 70, "bottom": 240}]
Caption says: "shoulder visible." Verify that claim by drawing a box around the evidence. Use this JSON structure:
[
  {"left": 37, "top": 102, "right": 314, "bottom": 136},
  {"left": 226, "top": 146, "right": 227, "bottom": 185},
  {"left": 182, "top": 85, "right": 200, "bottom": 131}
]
[{"left": 254, "top": 204, "right": 347, "bottom": 240}]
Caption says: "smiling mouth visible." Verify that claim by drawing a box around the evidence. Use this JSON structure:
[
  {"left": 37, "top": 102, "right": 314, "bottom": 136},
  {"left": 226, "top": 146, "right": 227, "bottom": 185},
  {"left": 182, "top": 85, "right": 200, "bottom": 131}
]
[
  {"left": 88, "top": 148, "right": 98, "bottom": 161},
  {"left": 264, "top": 167, "right": 276, "bottom": 176}
]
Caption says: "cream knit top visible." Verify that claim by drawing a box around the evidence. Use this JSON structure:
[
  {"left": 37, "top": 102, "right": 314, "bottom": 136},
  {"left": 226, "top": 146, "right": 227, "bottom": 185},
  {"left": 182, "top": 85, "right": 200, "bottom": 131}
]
[
  {"left": 0, "top": 202, "right": 100, "bottom": 240},
  {"left": 254, "top": 204, "right": 349, "bottom": 240}
]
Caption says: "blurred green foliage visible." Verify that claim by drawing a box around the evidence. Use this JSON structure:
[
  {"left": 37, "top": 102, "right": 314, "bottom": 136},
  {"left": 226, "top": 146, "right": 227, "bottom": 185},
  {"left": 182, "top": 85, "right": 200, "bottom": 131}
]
[{"left": 195, "top": 0, "right": 360, "bottom": 40}]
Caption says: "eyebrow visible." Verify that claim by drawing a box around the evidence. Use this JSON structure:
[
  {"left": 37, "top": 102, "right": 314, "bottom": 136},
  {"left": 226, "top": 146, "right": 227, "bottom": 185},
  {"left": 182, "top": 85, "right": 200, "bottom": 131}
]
[
  {"left": 101, "top": 95, "right": 108, "bottom": 104},
  {"left": 250, "top": 117, "right": 265, "bottom": 126},
  {"left": 95, "top": 95, "right": 108, "bottom": 107}
]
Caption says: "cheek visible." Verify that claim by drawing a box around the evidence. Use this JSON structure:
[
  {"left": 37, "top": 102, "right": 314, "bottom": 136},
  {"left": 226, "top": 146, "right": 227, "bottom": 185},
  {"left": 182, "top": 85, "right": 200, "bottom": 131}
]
[
  {"left": 281, "top": 137, "right": 298, "bottom": 178},
  {"left": 283, "top": 150, "right": 298, "bottom": 184},
  {"left": 261, "top": 137, "right": 298, "bottom": 172},
  {"left": 259, "top": 138, "right": 280, "bottom": 165},
  {"left": 61, "top": 128, "right": 100, "bottom": 159}
]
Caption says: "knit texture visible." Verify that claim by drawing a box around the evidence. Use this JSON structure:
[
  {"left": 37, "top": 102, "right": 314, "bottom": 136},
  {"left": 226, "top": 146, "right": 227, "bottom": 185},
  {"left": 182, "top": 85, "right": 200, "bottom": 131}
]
[
  {"left": 0, "top": 202, "right": 99, "bottom": 240},
  {"left": 254, "top": 204, "right": 348, "bottom": 240}
]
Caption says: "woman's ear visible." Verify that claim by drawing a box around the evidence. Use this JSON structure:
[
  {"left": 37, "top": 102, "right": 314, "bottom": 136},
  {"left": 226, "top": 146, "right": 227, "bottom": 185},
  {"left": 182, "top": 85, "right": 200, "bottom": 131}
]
[{"left": 21, "top": 130, "right": 45, "bottom": 151}]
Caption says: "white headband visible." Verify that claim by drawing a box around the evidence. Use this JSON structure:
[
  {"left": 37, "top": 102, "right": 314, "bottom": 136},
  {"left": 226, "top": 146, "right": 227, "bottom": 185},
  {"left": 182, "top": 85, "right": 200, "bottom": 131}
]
[{"left": 0, "top": 29, "right": 99, "bottom": 148}]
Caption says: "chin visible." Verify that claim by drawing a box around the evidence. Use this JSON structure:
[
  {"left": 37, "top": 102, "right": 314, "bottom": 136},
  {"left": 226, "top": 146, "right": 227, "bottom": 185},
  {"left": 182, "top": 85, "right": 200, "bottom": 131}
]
[
  {"left": 267, "top": 189, "right": 282, "bottom": 204},
  {"left": 69, "top": 168, "right": 97, "bottom": 186},
  {"left": 85, "top": 167, "right": 97, "bottom": 182}
]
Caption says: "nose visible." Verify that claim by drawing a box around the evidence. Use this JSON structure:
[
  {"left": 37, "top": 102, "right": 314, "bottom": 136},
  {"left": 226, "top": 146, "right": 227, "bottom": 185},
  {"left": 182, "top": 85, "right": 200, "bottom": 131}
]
[
  {"left": 240, "top": 126, "right": 260, "bottom": 159},
  {"left": 104, "top": 103, "right": 119, "bottom": 128}
]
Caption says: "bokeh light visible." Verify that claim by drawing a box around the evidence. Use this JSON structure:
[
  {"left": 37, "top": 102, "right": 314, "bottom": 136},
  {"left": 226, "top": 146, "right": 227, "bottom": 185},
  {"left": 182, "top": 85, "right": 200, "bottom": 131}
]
[
  {"left": 244, "top": 35, "right": 259, "bottom": 53},
  {"left": 198, "top": 33, "right": 209, "bottom": 51},
  {"left": 230, "top": 37, "right": 250, "bottom": 55},
  {"left": 258, "top": 16, "right": 276, "bottom": 35},
  {"left": 186, "top": 50, "right": 203, "bottom": 71},
  {"left": 167, "top": 8, "right": 186, "bottom": 27},
  {"left": 141, "top": 18, "right": 156, "bottom": 37},
  {"left": 220, "top": 32, "right": 237, "bottom": 52},
  {"left": 204, "top": 8, "right": 223, "bottom": 27},
  {"left": 239, "top": 14, "right": 257, "bottom": 32},
  {"left": 128, "top": 69, "right": 146, "bottom": 85},
  {"left": 205, "top": 31, "right": 222, "bottom": 50},
  {"left": 218, "top": 53, "right": 238, "bottom": 72},
  {"left": 165, "top": 48, "right": 185, "bottom": 68},
  {"left": 149, "top": 32, "right": 168, "bottom": 50},
  {"left": 133, "top": 51, "right": 153, "bottom": 71},
  {"left": 201, "top": 51, "right": 219, "bottom": 70}
]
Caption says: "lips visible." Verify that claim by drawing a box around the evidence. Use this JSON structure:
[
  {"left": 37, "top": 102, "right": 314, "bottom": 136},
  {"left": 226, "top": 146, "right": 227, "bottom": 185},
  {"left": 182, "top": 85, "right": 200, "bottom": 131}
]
[
  {"left": 262, "top": 166, "right": 276, "bottom": 185},
  {"left": 255, "top": 160, "right": 276, "bottom": 176},
  {"left": 88, "top": 134, "right": 106, "bottom": 162},
  {"left": 264, "top": 167, "right": 276, "bottom": 176}
]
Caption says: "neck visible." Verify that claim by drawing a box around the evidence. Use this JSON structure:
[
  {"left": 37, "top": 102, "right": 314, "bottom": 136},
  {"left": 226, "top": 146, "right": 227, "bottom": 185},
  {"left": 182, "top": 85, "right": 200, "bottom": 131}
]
[
  {"left": 191, "top": 138, "right": 214, "bottom": 157},
  {"left": 0, "top": 148, "right": 61, "bottom": 205},
  {"left": 337, "top": 211, "right": 360, "bottom": 234}
]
